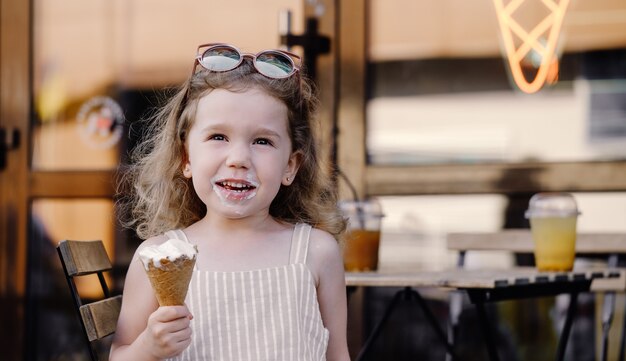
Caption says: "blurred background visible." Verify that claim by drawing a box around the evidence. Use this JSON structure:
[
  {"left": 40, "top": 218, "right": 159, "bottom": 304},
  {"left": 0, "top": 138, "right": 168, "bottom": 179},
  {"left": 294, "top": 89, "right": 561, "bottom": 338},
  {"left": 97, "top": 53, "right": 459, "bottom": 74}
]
[{"left": 1, "top": 0, "right": 625, "bottom": 360}]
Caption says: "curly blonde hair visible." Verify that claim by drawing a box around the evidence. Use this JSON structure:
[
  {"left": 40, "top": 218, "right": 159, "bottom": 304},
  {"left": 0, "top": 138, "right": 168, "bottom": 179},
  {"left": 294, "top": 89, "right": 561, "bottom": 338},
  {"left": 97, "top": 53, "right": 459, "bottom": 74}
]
[{"left": 119, "top": 59, "right": 346, "bottom": 241}]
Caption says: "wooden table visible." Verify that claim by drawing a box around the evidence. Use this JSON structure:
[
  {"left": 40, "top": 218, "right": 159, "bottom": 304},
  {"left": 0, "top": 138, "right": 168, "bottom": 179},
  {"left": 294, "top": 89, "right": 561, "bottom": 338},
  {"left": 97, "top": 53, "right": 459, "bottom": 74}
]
[{"left": 346, "top": 267, "right": 625, "bottom": 361}]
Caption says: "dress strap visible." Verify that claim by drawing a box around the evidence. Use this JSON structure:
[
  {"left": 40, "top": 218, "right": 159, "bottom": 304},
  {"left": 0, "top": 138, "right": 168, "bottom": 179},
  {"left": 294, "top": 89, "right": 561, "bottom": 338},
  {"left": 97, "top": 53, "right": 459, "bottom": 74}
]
[{"left": 289, "top": 223, "right": 312, "bottom": 264}]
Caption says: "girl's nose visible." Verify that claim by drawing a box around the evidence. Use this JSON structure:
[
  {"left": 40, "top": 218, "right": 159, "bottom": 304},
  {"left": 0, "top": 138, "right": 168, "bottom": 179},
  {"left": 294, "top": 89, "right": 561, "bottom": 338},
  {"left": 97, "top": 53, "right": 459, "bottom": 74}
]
[{"left": 225, "top": 142, "right": 251, "bottom": 168}]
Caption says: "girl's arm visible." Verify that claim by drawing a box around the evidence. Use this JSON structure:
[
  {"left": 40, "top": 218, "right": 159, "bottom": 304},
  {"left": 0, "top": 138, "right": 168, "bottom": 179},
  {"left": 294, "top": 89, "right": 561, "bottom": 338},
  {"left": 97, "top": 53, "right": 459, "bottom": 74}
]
[
  {"left": 110, "top": 239, "right": 193, "bottom": 361},
  {"left": 309, "top": 229, "right": 351, "bottom": 361}
]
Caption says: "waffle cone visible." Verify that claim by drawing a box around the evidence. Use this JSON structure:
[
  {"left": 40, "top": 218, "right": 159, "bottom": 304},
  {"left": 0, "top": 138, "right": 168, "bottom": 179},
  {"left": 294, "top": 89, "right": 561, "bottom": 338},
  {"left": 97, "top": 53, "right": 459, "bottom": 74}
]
[{"left": 145, "top": 256, "right": 196, "bottom": 306}]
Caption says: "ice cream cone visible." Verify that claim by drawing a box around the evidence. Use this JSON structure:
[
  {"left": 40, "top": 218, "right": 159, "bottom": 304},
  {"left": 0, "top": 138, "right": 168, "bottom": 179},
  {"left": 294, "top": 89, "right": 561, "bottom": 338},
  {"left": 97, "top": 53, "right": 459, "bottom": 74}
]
[
  {"left": 145, "top": 256, "right": 196, "bottom": 306},
  {"left": 138, "top": 238, "right": 198, "bottom": 306}
]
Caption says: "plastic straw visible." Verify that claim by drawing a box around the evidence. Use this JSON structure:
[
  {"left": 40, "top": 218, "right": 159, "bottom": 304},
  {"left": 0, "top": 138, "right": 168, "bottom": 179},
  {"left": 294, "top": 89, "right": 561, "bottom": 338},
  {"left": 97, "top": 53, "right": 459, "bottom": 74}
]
[{"left": 338, "top": 168, "right": 365, "bottom": 229}]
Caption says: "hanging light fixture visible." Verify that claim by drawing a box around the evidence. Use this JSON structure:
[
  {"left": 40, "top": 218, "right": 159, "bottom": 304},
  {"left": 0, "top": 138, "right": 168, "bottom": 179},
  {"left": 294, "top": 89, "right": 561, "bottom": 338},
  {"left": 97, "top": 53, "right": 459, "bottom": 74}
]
[{"left": 492, "top": 0, "right": 570, "bottom": 93}]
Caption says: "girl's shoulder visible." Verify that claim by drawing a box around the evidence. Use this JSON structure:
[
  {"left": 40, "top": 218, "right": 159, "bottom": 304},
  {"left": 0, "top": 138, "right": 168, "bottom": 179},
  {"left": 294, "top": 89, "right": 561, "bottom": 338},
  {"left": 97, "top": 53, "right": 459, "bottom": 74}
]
[
  {"left": 306, "top": 226, "right": 343, "bottom": 285},
  {"left": 307, "top": 226, "right": 338, "bottom": 249}
]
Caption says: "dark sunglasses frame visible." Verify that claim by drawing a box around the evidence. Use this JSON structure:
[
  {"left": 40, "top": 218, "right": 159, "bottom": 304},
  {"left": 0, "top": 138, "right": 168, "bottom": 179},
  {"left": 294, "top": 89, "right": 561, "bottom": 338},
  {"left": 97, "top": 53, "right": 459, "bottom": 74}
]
[{"left": 191, "top": 43, "right": 301, "bottom": 79}]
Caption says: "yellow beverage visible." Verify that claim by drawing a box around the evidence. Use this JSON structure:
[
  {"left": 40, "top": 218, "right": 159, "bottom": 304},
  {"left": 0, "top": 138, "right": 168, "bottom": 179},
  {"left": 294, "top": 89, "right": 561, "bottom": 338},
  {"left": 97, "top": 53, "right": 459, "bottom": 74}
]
[
  {"left": 530, "top": 216, "right": 577, "bottom": 271},
  {"left": 343, "top": 229, "right": 381, "bottom": 272}
]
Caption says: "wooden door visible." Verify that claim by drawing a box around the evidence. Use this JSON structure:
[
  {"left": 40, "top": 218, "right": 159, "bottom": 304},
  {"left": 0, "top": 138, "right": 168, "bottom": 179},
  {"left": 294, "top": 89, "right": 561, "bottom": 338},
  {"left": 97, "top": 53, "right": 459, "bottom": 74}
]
[{"left": 0, "top": 0, "right": 31, "bottom": 358}]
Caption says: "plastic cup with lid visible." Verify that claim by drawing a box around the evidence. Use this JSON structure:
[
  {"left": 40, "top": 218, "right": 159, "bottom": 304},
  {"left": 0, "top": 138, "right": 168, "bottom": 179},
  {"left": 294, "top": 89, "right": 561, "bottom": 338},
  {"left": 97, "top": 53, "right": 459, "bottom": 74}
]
[
  {"left": 525, "top": 192, "right": 581, "bottom": 271},
  {"left": 339, "top": 199, "right": 384, "bottom": 272}
]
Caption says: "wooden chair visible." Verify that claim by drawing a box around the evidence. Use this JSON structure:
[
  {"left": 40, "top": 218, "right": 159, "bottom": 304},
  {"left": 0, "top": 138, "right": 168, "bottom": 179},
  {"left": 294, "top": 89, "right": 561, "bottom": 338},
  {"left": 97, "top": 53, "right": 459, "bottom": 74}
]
[
  {"left": 446, "top": 230, "right": 626, "bottom": 361},
  {"left": 57, "top": 239, "right": 122, "bottom": 361}
]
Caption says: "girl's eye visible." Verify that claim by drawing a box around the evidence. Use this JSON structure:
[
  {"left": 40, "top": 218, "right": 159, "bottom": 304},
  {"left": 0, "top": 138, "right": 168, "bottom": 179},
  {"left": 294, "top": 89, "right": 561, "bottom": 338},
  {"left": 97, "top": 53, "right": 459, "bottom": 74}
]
[
  {"left": 254, "top": 138, "right": 274, "bottom": 146},
  {"left": 208, "top": 134, "right": 226, "bottom": 141}
]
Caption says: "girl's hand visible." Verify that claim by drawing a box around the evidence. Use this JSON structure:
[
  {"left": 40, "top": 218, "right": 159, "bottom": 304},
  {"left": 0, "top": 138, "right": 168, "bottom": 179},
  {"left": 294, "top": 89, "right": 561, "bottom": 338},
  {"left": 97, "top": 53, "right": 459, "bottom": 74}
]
[{"left": 141, "top": 305, "right": 193, "bottom": 359}]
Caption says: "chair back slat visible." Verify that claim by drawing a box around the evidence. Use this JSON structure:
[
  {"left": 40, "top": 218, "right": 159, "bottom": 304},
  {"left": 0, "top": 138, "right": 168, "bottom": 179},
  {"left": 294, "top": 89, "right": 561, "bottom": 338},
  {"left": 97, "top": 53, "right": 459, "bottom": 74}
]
[
  {"left": 59, "top": 240, "right": 112, "bottom": 276},
  {"left": 57, "top": 239, "right": 121, "bottom": 361},
  {"left": 79, "top": 295, "right": 122, "bottom": 342}
]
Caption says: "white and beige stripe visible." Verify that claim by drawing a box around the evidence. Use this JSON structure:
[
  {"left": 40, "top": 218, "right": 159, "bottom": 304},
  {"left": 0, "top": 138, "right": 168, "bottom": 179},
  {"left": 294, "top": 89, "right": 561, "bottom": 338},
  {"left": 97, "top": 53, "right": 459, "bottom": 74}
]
[{"left": 166, "top": 224, "right": 329, "bottom": 361}]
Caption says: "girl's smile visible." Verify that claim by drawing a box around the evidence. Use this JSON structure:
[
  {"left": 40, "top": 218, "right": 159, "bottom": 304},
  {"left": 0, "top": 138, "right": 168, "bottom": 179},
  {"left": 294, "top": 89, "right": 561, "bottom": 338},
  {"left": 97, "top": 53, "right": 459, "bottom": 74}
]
[{"left": 211, "top": 176, "right": 259, "bottom": 204}]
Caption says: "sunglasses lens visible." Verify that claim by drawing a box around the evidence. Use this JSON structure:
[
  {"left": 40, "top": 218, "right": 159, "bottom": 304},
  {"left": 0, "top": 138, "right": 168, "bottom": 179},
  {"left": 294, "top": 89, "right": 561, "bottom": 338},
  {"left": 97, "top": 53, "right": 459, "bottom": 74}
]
[
  {"left": 255, "top": 52, "right": 294, "bottom": 78},
  {"left": 200, "top": 46, "right": 241, "bottom": 72}
]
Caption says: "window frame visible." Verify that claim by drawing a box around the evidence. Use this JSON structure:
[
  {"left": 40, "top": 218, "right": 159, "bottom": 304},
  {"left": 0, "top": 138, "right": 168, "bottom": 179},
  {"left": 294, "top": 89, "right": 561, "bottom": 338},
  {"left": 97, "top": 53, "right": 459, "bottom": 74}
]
[{"left": 329, "top": 0, "right": 626, "bottom": 199}]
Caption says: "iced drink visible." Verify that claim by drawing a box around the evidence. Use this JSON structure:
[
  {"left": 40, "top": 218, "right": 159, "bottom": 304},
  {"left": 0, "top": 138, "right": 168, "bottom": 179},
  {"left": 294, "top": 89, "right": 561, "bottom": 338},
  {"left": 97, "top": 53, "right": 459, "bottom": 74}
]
[
  {"left": 525, "top": 193, "right": 580, "bottom": 272},
  {"left": 139, "top": 238, "right": 198, "bottom": 306},
  {"left": 343, "top": 229, "right": 381, "bottom": 271},
  {"left": 340, "top": 200, "right": 384, "bottom": 272},
  {"left": 530, "top": 216, "right": 577, "bottom": 271}
]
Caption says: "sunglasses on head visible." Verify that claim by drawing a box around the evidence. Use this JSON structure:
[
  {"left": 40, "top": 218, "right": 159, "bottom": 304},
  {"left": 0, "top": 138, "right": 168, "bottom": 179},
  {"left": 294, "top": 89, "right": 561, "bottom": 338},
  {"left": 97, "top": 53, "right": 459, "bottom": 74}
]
[{"left": 191, "top": 43, "right": 301, "bottom": 79}]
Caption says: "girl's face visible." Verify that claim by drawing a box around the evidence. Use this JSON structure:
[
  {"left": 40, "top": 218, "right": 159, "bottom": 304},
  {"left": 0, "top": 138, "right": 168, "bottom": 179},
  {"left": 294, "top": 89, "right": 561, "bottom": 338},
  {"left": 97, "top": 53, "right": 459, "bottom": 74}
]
[{"left": 183, "top": 87, "right": 300, "bottom": 220}]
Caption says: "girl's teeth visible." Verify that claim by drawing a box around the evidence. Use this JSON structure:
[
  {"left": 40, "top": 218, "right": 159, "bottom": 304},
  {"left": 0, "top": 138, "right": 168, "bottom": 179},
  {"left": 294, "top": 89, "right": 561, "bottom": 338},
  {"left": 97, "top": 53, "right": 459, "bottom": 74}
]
[{"left": 220, "top": 181, "right": 254, "bottom": 191}]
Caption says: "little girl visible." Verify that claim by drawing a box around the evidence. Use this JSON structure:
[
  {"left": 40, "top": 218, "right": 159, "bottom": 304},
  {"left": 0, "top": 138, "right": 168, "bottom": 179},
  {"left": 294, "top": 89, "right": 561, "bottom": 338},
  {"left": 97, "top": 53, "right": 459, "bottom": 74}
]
[{"left": 110, "top": 43, "right": 349, "bottom": 361}]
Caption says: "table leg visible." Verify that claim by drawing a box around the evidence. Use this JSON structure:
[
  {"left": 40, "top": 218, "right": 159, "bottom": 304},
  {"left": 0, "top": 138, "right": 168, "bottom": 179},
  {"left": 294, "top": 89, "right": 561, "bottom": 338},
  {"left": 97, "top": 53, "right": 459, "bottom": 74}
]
[
  {"left": 410, "top": 288, "right": 458, "bottom": 359},
  {"left": 447, "top": 291, "right": 463, "bottom": 361},
  {"left": 475, "top": 300, "right": 501, "bottom": 361},
  {"left": 355, "top": 287, "right": 458, "bottom": 361},
  {"left": 601, "top": 292, "right": 616, "bottom": 361},
  {"left": 620, "top": 299, "right": 626, "bottom": 361},
  {"left": 555, "top": 292, "right": 579, "bottom": 361},
  {"left": 355, "top": 288, "right": 405, "bottom": 361}
]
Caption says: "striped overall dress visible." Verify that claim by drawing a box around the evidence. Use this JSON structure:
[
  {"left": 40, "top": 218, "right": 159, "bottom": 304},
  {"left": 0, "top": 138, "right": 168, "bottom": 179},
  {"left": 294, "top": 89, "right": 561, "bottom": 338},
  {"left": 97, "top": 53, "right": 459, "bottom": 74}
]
[{"left": 165, "top": 223, "right": 329, "bottom": 361}]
